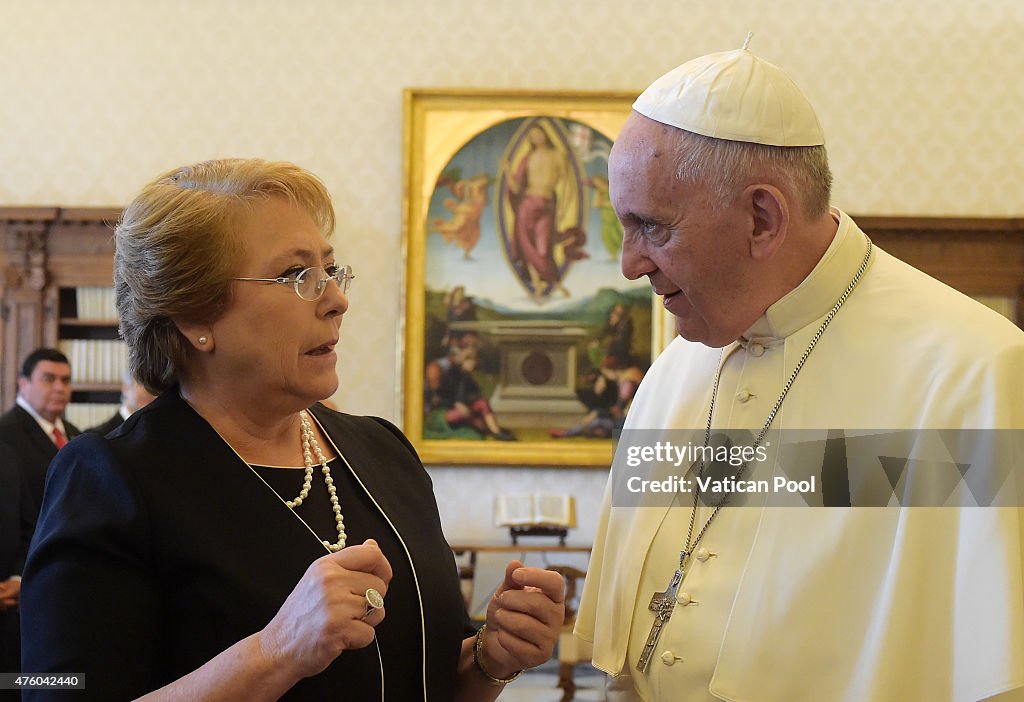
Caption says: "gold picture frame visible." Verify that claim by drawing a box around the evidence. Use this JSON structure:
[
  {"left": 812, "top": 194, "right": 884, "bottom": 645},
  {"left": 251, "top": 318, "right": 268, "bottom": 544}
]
[{"left": 401, "top": 89, "right": 663, "bottom": 466}]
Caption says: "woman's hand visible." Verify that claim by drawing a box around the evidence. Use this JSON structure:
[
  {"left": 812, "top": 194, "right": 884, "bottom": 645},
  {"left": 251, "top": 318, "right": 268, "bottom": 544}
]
[
  {"left": 480, "top": 560, "right": 565, "bottom": 677},
  {"left": 257, "top": 539, "right": 392, "bottom": 679}
]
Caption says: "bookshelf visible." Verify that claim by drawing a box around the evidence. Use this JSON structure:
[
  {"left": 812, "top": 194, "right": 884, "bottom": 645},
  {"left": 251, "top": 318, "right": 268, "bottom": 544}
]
[
  {"left": 0, "top": 207, "right": 123, "bottom": 427},
  {"left": 59, "top": 286, "right": 125, "bottom": 429}
]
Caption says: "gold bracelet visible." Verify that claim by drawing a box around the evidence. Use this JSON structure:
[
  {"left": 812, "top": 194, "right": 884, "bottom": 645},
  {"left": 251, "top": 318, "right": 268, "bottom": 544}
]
[{"left": 473, "top": 624, "right": 523, "bottom": 684}]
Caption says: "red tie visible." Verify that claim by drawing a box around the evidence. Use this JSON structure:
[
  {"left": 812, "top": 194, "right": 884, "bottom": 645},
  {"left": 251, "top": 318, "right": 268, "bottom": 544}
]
[{"left": 52, "top": 426, "right": 67, "bottom": 449}]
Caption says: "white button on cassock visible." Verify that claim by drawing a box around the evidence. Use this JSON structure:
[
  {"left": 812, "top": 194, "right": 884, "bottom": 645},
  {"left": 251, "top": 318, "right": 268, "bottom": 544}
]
[
  {"left": 736, "top": 390, "right": 752, "bottom": 402},
  {"left": 661, "top": 650, "right": 680, "bottom": 666},
  {"left": 696, "top": 548, "right": 711, "bottom": 562},
  {"left": 677, "top": 592, "right": 692, "bottom": 606},
  {"left": 748, "top": 343, "right": 765, "bottom": 357}
]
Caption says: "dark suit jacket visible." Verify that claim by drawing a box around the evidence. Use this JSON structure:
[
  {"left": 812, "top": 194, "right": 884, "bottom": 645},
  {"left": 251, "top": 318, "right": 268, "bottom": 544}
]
[
  {"left": 21, "top": 391, "right": 470, "bottom": 701},
  {"left": 86, "top": 412, "right": 123, "bottom": 437},
  {"left": 0, "top": 458, "right": 29, "bottom": 580},
  {"left": 0, "top": 455, "right": 28, "bottom": 688},
  {"left": 0, "top": 406, "right": 80, "bottom": 563}
]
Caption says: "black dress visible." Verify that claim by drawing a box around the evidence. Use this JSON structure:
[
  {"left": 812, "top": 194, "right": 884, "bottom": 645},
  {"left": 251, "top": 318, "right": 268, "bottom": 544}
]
[{"left": 21, "top": 391, "right": 473, "bottom": 701}]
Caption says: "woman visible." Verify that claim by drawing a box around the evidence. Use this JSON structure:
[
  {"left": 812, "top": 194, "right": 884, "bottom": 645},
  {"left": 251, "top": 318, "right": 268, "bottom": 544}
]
[{"left": 21, "top": 159, "right": 564, "bottom": 700}]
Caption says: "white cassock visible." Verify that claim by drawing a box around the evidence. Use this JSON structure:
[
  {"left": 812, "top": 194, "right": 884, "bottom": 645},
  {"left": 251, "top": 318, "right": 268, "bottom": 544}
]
[{"left": 576, "top": 210, "right": 1024, "bottom": 701}]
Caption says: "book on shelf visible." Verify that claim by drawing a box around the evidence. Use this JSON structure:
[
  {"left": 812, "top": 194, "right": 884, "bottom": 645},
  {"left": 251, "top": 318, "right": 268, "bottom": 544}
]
[
  {"left": 66, "top": 403, "right": 120, "bottom": 431},
  {"left": 75, "top": 286, "right": 118, "bottom": 321},
  {"left": 493, "top": 494, "right": 577, "bottom": 529},
  {"left": 58, "top": 339, "right": 127, "bottom": 384}
]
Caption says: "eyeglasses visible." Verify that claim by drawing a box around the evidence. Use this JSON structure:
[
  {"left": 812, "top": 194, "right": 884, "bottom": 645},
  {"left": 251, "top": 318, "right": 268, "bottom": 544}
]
[{"left": 233, "top": 264, "right": 355, "bottom": 301}]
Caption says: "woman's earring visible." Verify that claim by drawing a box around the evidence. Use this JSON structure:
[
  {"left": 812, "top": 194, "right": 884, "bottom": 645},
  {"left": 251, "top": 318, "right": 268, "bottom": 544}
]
[{"left": 198, "top": 336, "right": 208, "bottom": 345}]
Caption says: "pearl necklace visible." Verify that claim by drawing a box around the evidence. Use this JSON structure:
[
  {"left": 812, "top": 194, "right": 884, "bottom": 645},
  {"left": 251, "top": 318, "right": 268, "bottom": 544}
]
[{"left": 284, "top": 410, "right": 347, "bottom": 552}]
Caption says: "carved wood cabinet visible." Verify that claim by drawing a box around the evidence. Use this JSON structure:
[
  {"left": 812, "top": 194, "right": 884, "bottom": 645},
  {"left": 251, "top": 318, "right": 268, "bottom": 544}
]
[
  {"left": 853, "top": 215, "right": 1024, "bottom": 320},
  {"left": 0, "top": 207, "right": 123, "bottom": 419}
]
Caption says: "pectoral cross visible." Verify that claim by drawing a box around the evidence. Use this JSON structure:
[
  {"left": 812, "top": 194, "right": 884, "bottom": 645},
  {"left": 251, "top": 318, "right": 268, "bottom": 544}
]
[{"left": 636, "top": 564, "right": 685, "bottom": 673}]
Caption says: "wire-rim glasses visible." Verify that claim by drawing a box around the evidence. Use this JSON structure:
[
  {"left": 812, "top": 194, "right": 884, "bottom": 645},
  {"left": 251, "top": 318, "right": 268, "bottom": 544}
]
[{"left": 233, "top": 264, "right": 355, "bottom": 301}]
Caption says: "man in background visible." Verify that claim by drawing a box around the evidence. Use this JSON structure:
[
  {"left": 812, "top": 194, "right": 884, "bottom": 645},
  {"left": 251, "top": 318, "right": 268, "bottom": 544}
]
[
  {"left": 0, "top": 347, "right": 79, "bottom": 693},
  {"left": 0, "top": 348, "right": 80, "bottom": 514},
  {"left": 576, "top": 43, "right": 1024, "bottom": 701},
  {"left": 87, "top": 372, "right": 155, "bottom": 435}
]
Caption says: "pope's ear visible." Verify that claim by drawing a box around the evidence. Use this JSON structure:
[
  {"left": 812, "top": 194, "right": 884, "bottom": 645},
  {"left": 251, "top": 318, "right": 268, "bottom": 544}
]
[
  {"left": 745, "top": 184, "right": 789, "bottom": 261},
  {"left": 172, "top": 318, "right": 214, "bottom": 352}
]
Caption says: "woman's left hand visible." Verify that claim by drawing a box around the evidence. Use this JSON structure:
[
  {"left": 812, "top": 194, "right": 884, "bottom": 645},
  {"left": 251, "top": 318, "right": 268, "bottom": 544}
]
[{"left": 480, "top": 560, "right": 565, "bottom": 676}]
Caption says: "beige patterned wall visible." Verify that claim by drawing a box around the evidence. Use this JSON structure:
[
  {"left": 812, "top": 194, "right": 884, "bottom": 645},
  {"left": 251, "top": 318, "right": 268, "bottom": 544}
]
[{"left": 2, "top": 0, "right": 1022, "bottom": 542}]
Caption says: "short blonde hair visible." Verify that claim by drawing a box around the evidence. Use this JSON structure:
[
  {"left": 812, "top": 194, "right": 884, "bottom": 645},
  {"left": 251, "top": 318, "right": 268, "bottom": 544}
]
[{"left": 115, "top": 158, "right": 335, "bottom": 394}]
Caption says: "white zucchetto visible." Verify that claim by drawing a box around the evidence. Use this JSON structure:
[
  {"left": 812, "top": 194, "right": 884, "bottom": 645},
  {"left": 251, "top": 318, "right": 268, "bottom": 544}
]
[{"left": 633, "top": 46, "right": 825, "bottom": 147}]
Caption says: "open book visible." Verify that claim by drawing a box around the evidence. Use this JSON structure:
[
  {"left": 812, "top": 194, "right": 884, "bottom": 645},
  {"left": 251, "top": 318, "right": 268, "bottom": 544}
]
[{"left": 493, "top": 494, "right": 577, "bottom": 529}]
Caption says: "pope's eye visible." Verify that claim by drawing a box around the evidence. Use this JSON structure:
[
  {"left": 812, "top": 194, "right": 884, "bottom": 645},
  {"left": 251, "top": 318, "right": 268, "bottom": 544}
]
[{"left": 641, "top": 219, "right": 667, "bottom": 241}]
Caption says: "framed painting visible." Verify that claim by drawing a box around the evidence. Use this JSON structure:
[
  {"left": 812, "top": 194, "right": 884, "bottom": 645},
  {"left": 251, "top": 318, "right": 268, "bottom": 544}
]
[{"left": 401, "top": 89, "right": 663, "bottom": 466}]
